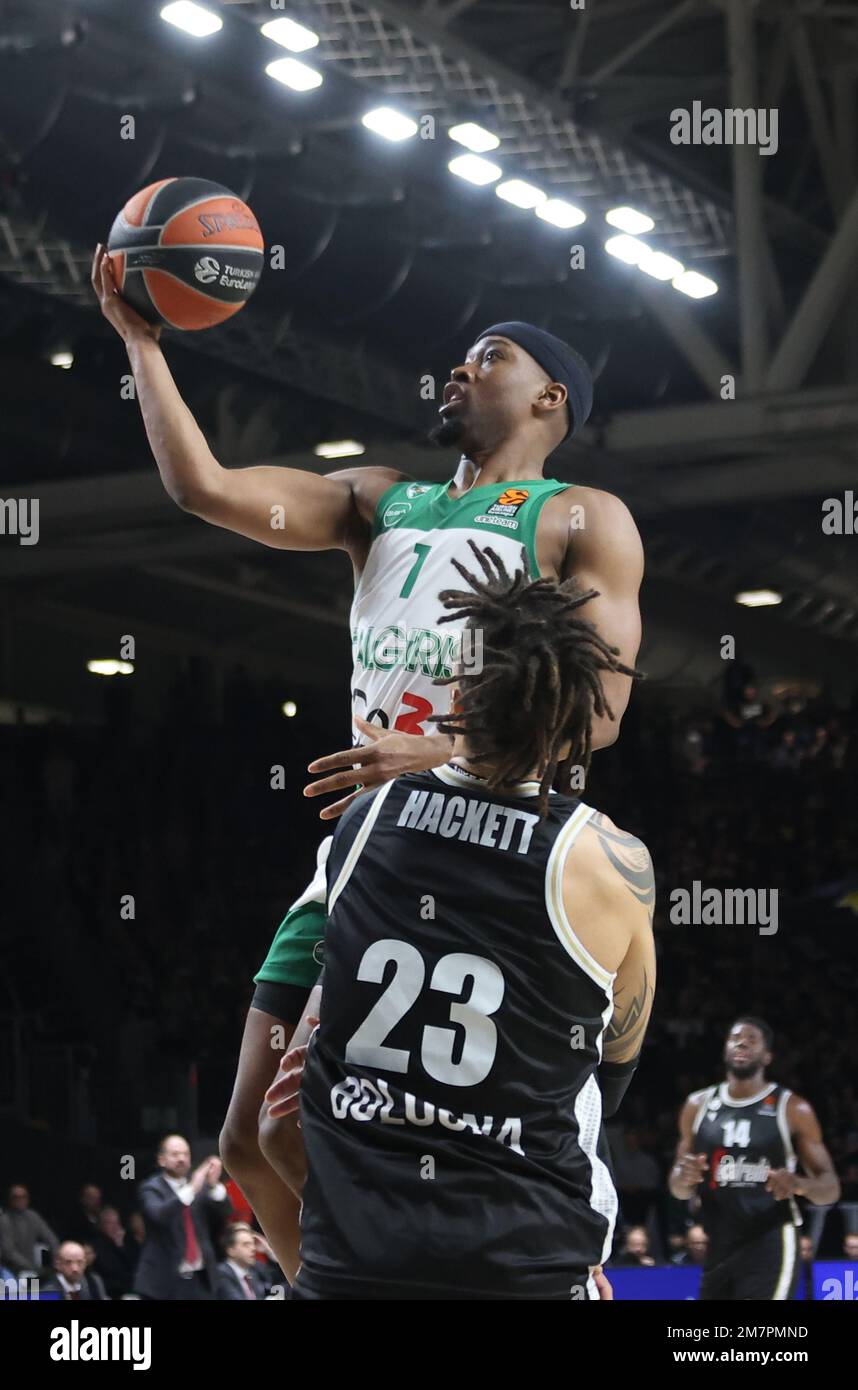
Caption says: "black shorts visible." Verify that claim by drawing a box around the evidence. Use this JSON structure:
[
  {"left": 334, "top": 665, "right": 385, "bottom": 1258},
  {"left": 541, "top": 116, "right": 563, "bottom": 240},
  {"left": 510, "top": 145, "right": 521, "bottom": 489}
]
[
  {"left": 700, "top": 1224, "right": 800, "bottom": 1301},
  {"left": 291, "top": 1269, "right": 595, "bottom": 1300}
]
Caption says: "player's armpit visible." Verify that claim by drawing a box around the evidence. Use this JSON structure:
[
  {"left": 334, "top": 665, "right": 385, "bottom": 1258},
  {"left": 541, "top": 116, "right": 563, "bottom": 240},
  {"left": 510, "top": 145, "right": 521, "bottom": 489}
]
[{"left": 561, "top": 489, "right": 643, "bottom": 749}]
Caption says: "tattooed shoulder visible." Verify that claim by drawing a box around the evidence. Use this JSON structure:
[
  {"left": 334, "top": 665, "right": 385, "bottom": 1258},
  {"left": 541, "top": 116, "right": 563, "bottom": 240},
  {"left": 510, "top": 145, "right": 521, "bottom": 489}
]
[{"left": 589, "top": 810, "right": 655, "bottom": 915}]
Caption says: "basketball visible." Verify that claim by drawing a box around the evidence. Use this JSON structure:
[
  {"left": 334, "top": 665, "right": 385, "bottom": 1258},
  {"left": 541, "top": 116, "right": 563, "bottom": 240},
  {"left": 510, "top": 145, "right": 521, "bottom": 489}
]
[{"left": 106, "top": 177, "right": 264, "bottom": 330}]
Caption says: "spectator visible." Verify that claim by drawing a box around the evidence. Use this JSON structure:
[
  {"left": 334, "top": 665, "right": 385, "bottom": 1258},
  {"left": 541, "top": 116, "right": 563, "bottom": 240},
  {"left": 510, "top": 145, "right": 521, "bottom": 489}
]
[
  {"left": 42, "top": 1240, "right": 108, "bottom": 1301},
  {"left": 613, "top": 1226, "right": 655, "bottom": 1267},
  {"left": 133, "top": 1135, "right": 229, "bottom": 1301},
  {"left": 215, "top": 1224, "right": 267, "bottom": 1300},
  {"left": 844, "top": 1233, "right": 858, "bottom": 1261},
  {"left": 0, "top": 1184, "right": 58, "bottom": 1273},
  {"left": 81, "top": 1242, "right": 109, "bottom": 1301},
  {"left": 92, "top": 1207, "right": 138, "bottom": 1299},
  {"left": 800, "top": 1235, "right": 815, "bottom": 1262},
  {"left": 673, "top": 1224, "right": 708, "bottom": 1266},
  {"left": 64, "top": 1183, "right": 103, "bottom": 1244}
]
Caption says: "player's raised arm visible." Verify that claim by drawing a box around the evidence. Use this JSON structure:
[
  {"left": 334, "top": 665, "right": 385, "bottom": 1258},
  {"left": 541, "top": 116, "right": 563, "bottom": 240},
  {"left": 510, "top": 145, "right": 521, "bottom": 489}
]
[
  {"left": 561, "top": 487, "right": 644, "bottom": 750},
  {"left": 91, "top": 245, "right": 404, "bottom": 557}
]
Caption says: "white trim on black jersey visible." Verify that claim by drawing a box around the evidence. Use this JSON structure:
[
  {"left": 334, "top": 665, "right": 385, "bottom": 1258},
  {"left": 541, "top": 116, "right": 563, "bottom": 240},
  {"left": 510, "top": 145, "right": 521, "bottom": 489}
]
[
  {"left": 327, "top": 781, "right": 396, "bottom": 914},
  {"left": 430, "top": 762, "right": 548, "bottom": 798},
  {"left": 543, "top": 804, "right": 615, "bottom": 992},
  {"left": 717, "top": 1080, "right": 778, "bottom": 1108}
]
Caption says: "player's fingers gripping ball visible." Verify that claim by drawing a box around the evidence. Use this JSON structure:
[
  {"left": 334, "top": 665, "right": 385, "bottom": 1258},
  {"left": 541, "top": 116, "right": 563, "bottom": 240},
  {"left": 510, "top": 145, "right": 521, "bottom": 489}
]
[{"left": 107, "top": 177, "right": 264, "bottom": 330}]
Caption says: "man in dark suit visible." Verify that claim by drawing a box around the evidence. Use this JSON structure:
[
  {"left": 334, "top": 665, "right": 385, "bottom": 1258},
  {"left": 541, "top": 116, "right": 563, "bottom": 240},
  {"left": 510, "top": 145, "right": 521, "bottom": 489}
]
[
  {"left": 214, "top": 1224, "right": 267, "bottom": 1301},
  {"left": 42, "top": 1240, "right": 109, "bottom": 1300},
  {"left": 134, "top": 1134, "right": 229, "bottom": 1300}
]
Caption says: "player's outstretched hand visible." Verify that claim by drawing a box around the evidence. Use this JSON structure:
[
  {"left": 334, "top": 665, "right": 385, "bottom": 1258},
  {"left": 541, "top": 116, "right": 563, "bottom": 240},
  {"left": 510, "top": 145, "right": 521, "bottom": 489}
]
[
  {"left": 304, "top": 714, "right": 452, "bottom": 820},
  {"left": 91, "top": 244, "right": 162, "bottom": 345},
  {"left": 264, "top": 1018, "right": 319, "bottom": 1120}
]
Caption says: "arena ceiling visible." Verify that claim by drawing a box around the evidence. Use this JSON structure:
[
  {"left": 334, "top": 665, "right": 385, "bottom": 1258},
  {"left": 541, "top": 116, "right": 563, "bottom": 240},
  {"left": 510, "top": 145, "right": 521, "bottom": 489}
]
[{"left": 1, "top": 0, "right": 857, "bottom": 715}]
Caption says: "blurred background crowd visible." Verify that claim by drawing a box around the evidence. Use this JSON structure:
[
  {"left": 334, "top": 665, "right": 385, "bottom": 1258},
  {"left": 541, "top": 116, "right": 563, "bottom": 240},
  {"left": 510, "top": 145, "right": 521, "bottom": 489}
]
[{"left": 2, "top": 663, "right": 857, "bottom": 1289}]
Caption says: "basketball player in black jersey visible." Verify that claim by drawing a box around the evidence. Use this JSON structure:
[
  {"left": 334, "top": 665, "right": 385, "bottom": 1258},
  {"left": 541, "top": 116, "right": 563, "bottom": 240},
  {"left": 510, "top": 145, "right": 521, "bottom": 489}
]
[
  {"left": 669, "top": 1017, "right": 840, "bottom": 1301},
  {"left": 268, "top": 545, "right": 656, "bottom": 1300}
]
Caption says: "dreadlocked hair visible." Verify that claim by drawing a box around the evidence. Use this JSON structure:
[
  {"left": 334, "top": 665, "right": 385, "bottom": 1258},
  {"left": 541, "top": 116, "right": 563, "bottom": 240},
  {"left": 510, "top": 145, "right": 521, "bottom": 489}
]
[{"left": 432, "top": 540, "right": 642, "bottom": 816}]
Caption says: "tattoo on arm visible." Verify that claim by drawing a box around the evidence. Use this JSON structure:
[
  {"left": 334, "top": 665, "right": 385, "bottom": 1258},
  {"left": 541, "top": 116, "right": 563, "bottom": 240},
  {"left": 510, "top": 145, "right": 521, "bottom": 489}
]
[
  {"left": 606, "top": 967, "right": 653, "bottom": 1054},
  {"left": 590, "top": 811, "right": 655, "bottom": 918}
]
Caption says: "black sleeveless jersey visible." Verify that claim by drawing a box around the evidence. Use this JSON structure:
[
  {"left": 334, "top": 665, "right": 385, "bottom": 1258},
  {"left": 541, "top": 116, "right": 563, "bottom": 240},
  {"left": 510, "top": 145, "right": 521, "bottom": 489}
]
[
  {"left": 691, "top": 1082, "right": 801, "bottom": 1258},
  {"left": 297, "top": 765, "right": 619, "bottom": 1300}
]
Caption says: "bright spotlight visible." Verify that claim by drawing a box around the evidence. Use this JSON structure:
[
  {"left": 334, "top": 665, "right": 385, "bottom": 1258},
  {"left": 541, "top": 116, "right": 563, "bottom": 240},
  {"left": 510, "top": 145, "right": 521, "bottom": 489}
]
[
  {"left": 362, "top": 108, "right": 418, "bottom": 142},
  {"left": 265, "top": 57, "right": 323, "bottom": 91},
  {"left": 449, "top": 154, "right": 502, "bottom": 186},
  {"left": 160, "top": 3, "right": 222, "bottom": 38}
]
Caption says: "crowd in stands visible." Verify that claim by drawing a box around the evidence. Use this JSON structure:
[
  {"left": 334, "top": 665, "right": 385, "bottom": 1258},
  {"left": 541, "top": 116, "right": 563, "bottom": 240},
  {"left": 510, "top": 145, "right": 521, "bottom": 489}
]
[
  {"left": 2, "top": 663, "right": 857, "bottom": 1277},
  {"left": 0, "top": 1168, "right": 284, "bottom": 1301}
]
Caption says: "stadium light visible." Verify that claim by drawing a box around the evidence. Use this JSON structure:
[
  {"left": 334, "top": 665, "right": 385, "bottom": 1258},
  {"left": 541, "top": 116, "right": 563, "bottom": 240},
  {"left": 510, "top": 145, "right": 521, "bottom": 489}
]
[
  {"left": 496, "top": 179, "right": 546, "bottom": 210},
  {"left": 605, "top": 234, "right": 647, "bottom": 265},
  {"left": 735, "top": 589, "right": 783, "bottom": 608},
  {"left": 265, "top": 57, "right": 323, "bottom": 91},
  {"left": 362, "top": 108, "right": 418, "bottom": 142},
  {"left": 638, "top": 248, "right": 685, "bottom": 281},
  {"left": 673, "top": 269, "right": 719, "bottom": 299},
  {"left": 314, "top": 440, "right": 365, "bottom": 459},
  {"left": 260, "top": 17, "right": 319, "bottom": 52},
  {"left": 605, "top": 206, "right": 654, "bottom": 235},
  {"left": 448, "top": 122, "right": 500, "bottom": 153},
  {"left": 282, "top": 701, "right": 298, "bottom": 718},
  {"left": 536, "top": 199, "right": 586, "bottom": 229},
  {"left": 449, "top": 153, "right": 502, "bottom": 186},
  {"left": 87, "top": 660, "right": 134, "bottom": 677},
  {"left": 159, "top": 2, "right": 222, "bottom": 38},
  {"left": 50, "top": 351, "right": 74, "bottom": 369}
]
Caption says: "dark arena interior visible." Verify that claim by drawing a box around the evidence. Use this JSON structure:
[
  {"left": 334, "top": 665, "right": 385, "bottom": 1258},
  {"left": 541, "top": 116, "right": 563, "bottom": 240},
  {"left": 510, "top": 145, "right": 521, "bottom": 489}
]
[{"left": 0, "top": 0, "right": 857, "bottom": 1352}]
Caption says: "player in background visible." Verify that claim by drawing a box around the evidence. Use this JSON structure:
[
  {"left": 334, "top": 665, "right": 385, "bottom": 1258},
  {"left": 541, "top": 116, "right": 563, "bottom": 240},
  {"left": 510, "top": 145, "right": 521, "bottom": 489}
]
[
  {"left": 669, "top": 1017, "right": 840, "bottom": 1300},
  {"left": 92, "top": 247, "right": 643, "bottom": 1276},
  {"left": 268, "top": 546, "right": 655, "bottom": 1299}
]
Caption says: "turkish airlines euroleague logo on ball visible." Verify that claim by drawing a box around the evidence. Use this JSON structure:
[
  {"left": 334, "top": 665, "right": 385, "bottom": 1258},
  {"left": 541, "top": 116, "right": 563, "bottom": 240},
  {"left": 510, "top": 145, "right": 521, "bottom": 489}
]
[{"left": 194, "top": 257, "right": 221, "bottom": 284}]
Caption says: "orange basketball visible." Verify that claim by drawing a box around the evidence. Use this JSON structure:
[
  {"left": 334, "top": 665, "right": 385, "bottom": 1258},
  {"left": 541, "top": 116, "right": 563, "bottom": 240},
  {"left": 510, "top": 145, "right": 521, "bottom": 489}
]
[{"left": 107, "top": 177, "right": 264, "bottom": 330}]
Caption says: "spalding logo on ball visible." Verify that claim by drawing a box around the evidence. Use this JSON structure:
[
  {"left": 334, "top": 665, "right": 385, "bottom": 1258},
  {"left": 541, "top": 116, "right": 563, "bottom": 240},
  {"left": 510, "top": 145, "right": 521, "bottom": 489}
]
[{"left": 107, "top": 177, "right": 264, "bottom": 330}]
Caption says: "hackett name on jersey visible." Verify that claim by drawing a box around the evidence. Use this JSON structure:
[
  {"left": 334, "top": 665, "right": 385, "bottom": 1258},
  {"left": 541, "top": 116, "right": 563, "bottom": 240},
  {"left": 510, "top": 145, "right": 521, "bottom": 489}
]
[
  {"left": 330, "top": 1074, "right": 525, "bottom": 1153},
  {"left": 397, "top": 788, "right": 540, "bottom": 854}
]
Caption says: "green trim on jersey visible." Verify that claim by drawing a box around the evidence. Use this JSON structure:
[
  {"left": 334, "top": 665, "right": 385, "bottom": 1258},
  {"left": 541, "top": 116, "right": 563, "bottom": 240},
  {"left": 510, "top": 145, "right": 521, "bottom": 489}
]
[
  {"left": 254, "top": 901, "right": 326, "bottom": 990},
  {"left": 372, "top": 477, "right": 570, "bottom": 576}
]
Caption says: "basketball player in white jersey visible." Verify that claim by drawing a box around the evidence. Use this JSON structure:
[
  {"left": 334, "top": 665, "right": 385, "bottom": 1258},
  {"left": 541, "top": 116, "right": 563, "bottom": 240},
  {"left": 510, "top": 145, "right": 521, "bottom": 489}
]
[{"left": 92, "top": 248, "right": 644, "bottom": 1276}]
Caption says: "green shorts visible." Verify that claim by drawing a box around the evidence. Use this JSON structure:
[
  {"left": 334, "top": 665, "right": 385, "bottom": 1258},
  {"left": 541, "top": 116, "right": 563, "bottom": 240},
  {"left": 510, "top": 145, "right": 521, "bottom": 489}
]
[{"left": 254, "top": 837, "right": 331, "bottom": 991}]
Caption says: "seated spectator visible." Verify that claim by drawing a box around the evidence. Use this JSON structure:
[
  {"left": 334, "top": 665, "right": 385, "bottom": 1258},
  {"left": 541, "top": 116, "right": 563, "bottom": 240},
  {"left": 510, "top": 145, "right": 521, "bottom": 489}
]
[
  {"left": 81, "top": 1242, "right": 109, "bottom": 1301},
  {"left": 0, "top": 1184, "right": 58, "bottom": 1274},
  {"left": 613, "top": 1226, "right": 655, "bottom": 1267},
  {"left": 92, "top": 1207, "right": 138, "bottom": 1299},
  {"left": 771, "top": 728, "right": 804, "bottom": 773},
  {"left": 64, "top": 1183, "right": 103, "bottom": 1244},
  {"left": 844, "top": 1233, "right": 858, "bottom": 1262},
  {"left": 800, "top": 1235, "right": 815, "bottom": 1263},
  {"left": 215, "top": 1224, "right": 267, "bottom": 1300},
  {"left": 42, "top": 1240, "right": 109, "bottom": 1301},
  {"left": 671, "top": 1224, "right": 708, "bottom": 1266}
]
